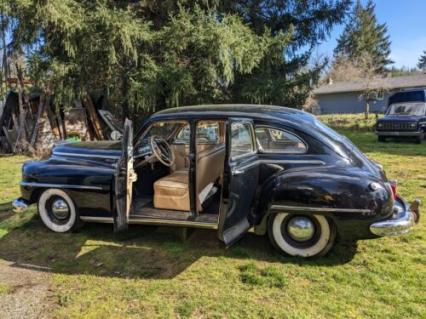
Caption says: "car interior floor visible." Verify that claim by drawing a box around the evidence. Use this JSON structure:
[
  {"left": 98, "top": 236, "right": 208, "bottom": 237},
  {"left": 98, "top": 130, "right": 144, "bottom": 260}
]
[{"left": 130, "top": 196, "right": 219, "bottom": 223}]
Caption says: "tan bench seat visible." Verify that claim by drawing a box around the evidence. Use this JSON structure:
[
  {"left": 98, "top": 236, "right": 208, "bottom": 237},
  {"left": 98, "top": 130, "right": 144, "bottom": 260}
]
[{"left": 153, "top": 171, "right": 190, "bottom": 211}]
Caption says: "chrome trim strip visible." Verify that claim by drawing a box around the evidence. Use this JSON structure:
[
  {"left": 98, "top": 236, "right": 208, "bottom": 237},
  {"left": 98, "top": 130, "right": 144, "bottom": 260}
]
[
  {"left": 234, "top": 159, "right": 325, "bottom": 172},
  {"left": 130, "top": 218, "right": 218, "bottom": 229},
  {"left": 80, "top": 216, "right": 218, "bottom": 229},
  {"left": 53, "top": 151, "right": 121, "bottom": 160},
  {"left": 270, "top": 204, "right": 372, "bottom": 214},
  {"left": 20, "top": 182, "right": 104, "bottom": 191},
  {"left": 261, "top": 159, "right": 325, "bottom": 165}
]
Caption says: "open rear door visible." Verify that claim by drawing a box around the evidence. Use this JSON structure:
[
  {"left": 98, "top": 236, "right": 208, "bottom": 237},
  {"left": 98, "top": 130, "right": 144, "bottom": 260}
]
[
  {"left": 219, "top": 118, "right": 259, "bottom": 246},
  {"left": 114, "top": 118, "right": 136, "bottom": 232}
]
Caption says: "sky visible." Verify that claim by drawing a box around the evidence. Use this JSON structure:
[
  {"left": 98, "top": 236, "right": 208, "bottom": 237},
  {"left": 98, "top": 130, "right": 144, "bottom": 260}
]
[{"left": 316, "top": 0, "right": 426, "bottom": 69}]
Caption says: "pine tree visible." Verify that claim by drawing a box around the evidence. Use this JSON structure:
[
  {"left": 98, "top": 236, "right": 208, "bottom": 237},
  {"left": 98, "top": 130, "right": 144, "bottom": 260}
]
[
  {"left": 417, "top": 51, "right": 426, "bottom": 71},
  {"left": 4, "top": 0, "right": 350, "bottom": 115},
  {"left": 334, "top": 0, "right": 392, "bottom": 74}
]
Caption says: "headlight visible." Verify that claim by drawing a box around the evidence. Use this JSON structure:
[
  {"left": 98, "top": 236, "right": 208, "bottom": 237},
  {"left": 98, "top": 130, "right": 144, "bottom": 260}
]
[
  {"left": 377, "top": 123, "right": 383, "bottom": 128},
  {"left": 410, "top": 123, "right": 417, "bottom": 128}
]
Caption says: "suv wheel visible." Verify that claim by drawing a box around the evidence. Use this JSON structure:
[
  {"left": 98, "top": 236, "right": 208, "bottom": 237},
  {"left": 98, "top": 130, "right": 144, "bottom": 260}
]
[
  {"left": 268, "top": 213, "right": 336, "bottom": 258},
  {"left": 416, "top": 132, "right": 424, "bottom": 144}
]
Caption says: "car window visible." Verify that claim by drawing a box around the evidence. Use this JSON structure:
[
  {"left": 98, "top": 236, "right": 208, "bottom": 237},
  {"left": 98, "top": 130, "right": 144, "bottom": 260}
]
[
  {"left": 135, "top": 120, "right": 187, "bottom": 156},
  {"left": 255, "top": 126, "right": 307, "bottom": 154},
  {"left": 175, "top": 122, "right": 221, "bottom": 144},
  {"left": 231, "top": 122, "right": 255, "bottom": 158}
]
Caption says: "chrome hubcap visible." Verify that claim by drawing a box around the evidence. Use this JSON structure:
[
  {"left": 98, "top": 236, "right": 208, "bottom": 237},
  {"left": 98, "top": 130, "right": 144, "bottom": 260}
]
[
  {"left": 287, "top": 216, "right": 315, "bottom": 242},
  {"left": 51, "top": 199, "right": 70, "bottom": 220}
]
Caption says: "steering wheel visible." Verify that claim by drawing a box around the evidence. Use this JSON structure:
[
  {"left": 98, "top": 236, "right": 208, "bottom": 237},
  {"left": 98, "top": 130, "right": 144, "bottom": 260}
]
[{"left": 150, "top": 136, "right": 175, "bottom": 167}]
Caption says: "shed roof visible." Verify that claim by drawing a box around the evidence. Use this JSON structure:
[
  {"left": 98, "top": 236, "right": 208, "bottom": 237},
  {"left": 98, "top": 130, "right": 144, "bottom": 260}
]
[{"left": 313, "top": 74, "right": 426, "bottom": 95}]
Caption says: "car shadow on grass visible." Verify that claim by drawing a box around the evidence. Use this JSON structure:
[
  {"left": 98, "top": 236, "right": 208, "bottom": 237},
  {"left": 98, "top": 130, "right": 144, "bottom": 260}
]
[{"left": 0, "top": 212, "right": 359, "bottom": 280}]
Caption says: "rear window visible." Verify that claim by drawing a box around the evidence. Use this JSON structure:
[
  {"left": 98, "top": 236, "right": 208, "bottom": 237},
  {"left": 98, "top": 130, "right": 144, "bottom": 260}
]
[{"left": 388, "top": 91, "right": 426, "bottom": 106}]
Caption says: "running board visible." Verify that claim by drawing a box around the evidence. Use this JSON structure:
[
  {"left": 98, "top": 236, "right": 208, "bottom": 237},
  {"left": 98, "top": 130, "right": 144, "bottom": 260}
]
[{"left": 80, "top": 216, "right": 218, "bottom": 229}]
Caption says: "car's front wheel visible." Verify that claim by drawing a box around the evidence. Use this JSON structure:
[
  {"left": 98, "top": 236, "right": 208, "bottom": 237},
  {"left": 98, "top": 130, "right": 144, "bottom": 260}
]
[
  {"left": 268, "top": 213, "right": 336, "bottom": 258},
  {"left": 38, "top": 189, "right": 80, "bottom": 232}
]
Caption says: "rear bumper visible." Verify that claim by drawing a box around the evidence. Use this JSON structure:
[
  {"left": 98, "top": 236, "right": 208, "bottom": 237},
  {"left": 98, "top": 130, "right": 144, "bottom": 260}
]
[
  {"left": 12, "top": 198, "right": 29, "bottom": 213},
  {"left": 375, "top": 131, "right": 421, "bottom": 137},
  {"left": 370, "top": 198, "right": 419, "bottom": 237}
]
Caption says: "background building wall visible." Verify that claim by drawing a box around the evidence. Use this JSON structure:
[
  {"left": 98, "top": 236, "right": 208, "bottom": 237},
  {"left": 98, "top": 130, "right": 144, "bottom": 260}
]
[{"left": 316, "top": 91, "right": 396, "bottom": 114}]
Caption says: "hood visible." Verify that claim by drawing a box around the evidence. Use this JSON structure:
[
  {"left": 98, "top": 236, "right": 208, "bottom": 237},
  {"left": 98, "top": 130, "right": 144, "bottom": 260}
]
[
  {"left": 378, "top": 115, "right": 422, "bottom": 122},
  {"left": 52, "top": 141, "right": 122, "bottom": 159}
]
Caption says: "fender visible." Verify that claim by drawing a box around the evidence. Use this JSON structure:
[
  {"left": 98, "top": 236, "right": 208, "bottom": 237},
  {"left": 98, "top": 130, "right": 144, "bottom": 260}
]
[
  {"left": 20, "top": 157, "right": 115, "bottom": 217},
  {"left": 253, "top": 165, "right": 394, "bottom": 238}
]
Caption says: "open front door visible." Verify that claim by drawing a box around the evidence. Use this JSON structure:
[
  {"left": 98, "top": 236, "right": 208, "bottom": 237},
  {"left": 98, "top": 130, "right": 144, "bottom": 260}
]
[
  {"left": 219, "top": 118, "right": 259, "bottom": 246},
  {"left": 114, "top": 118, "right": 136, "bottom": 232}
]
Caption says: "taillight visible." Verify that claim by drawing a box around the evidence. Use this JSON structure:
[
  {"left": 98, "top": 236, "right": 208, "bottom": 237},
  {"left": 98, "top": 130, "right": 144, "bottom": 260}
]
[{"left": 389, "top": 180, "right": 397, "bottom": 200}]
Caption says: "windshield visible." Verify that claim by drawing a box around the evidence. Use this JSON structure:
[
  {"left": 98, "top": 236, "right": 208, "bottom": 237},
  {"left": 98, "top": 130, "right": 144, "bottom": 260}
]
[{"left": 387, "top": 103, "right": 426, "bottom": 116}]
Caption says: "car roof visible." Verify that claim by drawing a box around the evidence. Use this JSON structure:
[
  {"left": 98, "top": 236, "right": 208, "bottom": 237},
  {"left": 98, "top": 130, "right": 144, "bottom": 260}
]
[{"left": 151, "top": 104, "right": 315, "bottom": 124}]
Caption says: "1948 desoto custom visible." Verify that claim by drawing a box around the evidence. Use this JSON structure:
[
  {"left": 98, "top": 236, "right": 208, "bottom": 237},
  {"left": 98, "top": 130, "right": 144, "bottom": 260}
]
[{"left": 13, "top": 105, "right": 420, "bottom": 257}]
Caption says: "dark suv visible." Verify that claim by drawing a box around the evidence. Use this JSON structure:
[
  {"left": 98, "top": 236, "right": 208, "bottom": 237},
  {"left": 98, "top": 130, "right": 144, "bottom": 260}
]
[{"left": 376, "top": 89, "right": 426, "bottom": 143}]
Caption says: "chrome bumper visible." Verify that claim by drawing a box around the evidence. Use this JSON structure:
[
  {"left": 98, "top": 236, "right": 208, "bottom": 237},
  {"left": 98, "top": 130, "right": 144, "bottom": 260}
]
[
  {"left": 370, "top": 198, "right": 420, "bottom": 237},
  {"left": 12, "top": 198, "right": 29, "bottom": 213},
  {"left": 376, "top": 131, "right": 421, "bottom": 137}
]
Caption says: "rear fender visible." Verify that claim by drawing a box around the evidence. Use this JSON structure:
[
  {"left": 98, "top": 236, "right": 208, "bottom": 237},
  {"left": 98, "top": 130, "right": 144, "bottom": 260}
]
[{"left": 253, "top": 167, "right": 393, "bottom": 236}]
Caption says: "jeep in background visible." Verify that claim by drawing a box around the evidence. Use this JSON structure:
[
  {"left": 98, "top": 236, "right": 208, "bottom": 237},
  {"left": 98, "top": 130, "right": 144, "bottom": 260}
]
[{"left": 376, "top": 89, "right": 426, "bottom": 143}]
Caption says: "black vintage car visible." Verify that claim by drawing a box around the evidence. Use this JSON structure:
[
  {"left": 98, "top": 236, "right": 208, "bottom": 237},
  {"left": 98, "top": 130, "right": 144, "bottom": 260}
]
[
  {"left": 13, "top": 105, "right": 420, "bottom": 258},
  {"left": 376, "top": 89, "right": 426, "bottom": 143}
]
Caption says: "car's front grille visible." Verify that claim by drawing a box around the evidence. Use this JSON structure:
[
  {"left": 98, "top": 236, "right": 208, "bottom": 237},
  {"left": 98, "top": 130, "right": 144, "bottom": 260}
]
[{"left": 377, "top": 121, "right": 417, "bottom": 131}]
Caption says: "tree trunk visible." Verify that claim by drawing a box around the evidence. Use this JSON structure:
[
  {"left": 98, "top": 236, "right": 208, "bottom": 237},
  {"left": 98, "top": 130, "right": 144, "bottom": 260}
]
[{"left": 364, "top": 101, "right": 370, "bottom": 120}]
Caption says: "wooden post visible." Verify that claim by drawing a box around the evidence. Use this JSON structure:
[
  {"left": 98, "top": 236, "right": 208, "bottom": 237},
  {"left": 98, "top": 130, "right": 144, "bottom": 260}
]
[
  {"left": 83, "top": 94, "right": 104, "bottom": 140},
  {"left": 14, "top": 63, "right": 29, "bottom": 153},
  {"left": 30, "top": 95, "right": 46, "bottom": 146}
]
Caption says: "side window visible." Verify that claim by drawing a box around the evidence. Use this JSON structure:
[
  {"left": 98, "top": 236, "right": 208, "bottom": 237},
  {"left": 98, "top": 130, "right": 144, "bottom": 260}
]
[
  {"left": 175, "top": 124, "right": 190, "bottom": 143},
  {"left": 255, "top": 126, "right": 307, "bottom": 154},
  {"left": 197, "top": 121, "right": 221, "bottom": 144},
  {"left": 175, "top": 122, "right": 222, "bottom": 144},
  {"left": 231, "top": 122, "right": 255, "bottom": 158}
]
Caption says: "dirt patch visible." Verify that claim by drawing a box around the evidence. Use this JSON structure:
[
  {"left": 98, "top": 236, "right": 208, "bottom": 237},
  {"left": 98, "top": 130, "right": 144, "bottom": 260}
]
[{"left": 0, "top": 260, "right": 54, "bottom": 319}]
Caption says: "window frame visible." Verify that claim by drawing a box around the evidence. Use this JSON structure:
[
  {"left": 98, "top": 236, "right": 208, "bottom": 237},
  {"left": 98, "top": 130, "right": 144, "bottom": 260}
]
[
  {"left": 255, "top": 125, "right": 308, "bottom": 155},
  {"left": 230, "top": 120, "right": 257, "bottom": 161}
]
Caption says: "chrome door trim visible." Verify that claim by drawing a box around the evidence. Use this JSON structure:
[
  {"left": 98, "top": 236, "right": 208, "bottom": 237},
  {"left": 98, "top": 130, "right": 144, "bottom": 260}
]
[
  {"left": 270, "top": 204, "right": 372, "bottom": 214},
  {"left": 20, "top": 181, "right": 104, "bottom": 191},
  {"left": 234, "top": 159, "right": 325, "bottom": 172}
]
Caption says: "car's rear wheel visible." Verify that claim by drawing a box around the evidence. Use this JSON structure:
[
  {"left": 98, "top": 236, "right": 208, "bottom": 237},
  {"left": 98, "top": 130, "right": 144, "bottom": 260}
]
[
  {"left": 38, "top": 189, "right": 80, "bottom": 232},
  {"left": 268, "top": 213, "right": 336, "bottom": 258}
]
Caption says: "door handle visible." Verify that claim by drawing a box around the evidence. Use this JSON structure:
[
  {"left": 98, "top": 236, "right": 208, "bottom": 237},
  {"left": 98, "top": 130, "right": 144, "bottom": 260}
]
[{"left": 232, "top": 169, "right": 244, "bottom": 176}]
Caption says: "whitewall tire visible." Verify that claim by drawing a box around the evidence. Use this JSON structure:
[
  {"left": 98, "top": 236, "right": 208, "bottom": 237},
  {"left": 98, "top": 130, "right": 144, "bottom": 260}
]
[
  {"left": 268, "top": 212, "right": 336, "bottom": 258},
  {"left": 38, "top": 189, "right": 79, "bottom": 233}
]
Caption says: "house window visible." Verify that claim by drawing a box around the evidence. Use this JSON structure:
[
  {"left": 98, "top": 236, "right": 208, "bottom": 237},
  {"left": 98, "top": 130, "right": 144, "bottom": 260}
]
[{"left": 375, "top": 91, "right": 384, "bottom": 101}]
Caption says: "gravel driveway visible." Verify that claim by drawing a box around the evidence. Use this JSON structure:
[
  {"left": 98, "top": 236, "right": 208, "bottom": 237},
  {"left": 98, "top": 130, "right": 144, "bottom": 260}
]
[{"left": 0, "top": 260, "right": 53, "bottom": 319}]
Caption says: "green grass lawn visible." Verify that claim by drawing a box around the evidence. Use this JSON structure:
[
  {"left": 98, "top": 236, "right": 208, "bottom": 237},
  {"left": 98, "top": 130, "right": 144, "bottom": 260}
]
[{"left": 0, "top": 131, "right": 425, "bottom": 318}]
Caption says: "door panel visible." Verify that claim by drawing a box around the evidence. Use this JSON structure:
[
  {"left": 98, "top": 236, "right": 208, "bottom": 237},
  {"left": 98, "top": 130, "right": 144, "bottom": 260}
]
[
  {"left": 219, "top": 119, "right": 259, "bottom": 246},
  {"left": 114, "top": 118, "right": 136, "bottom": 232}
]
